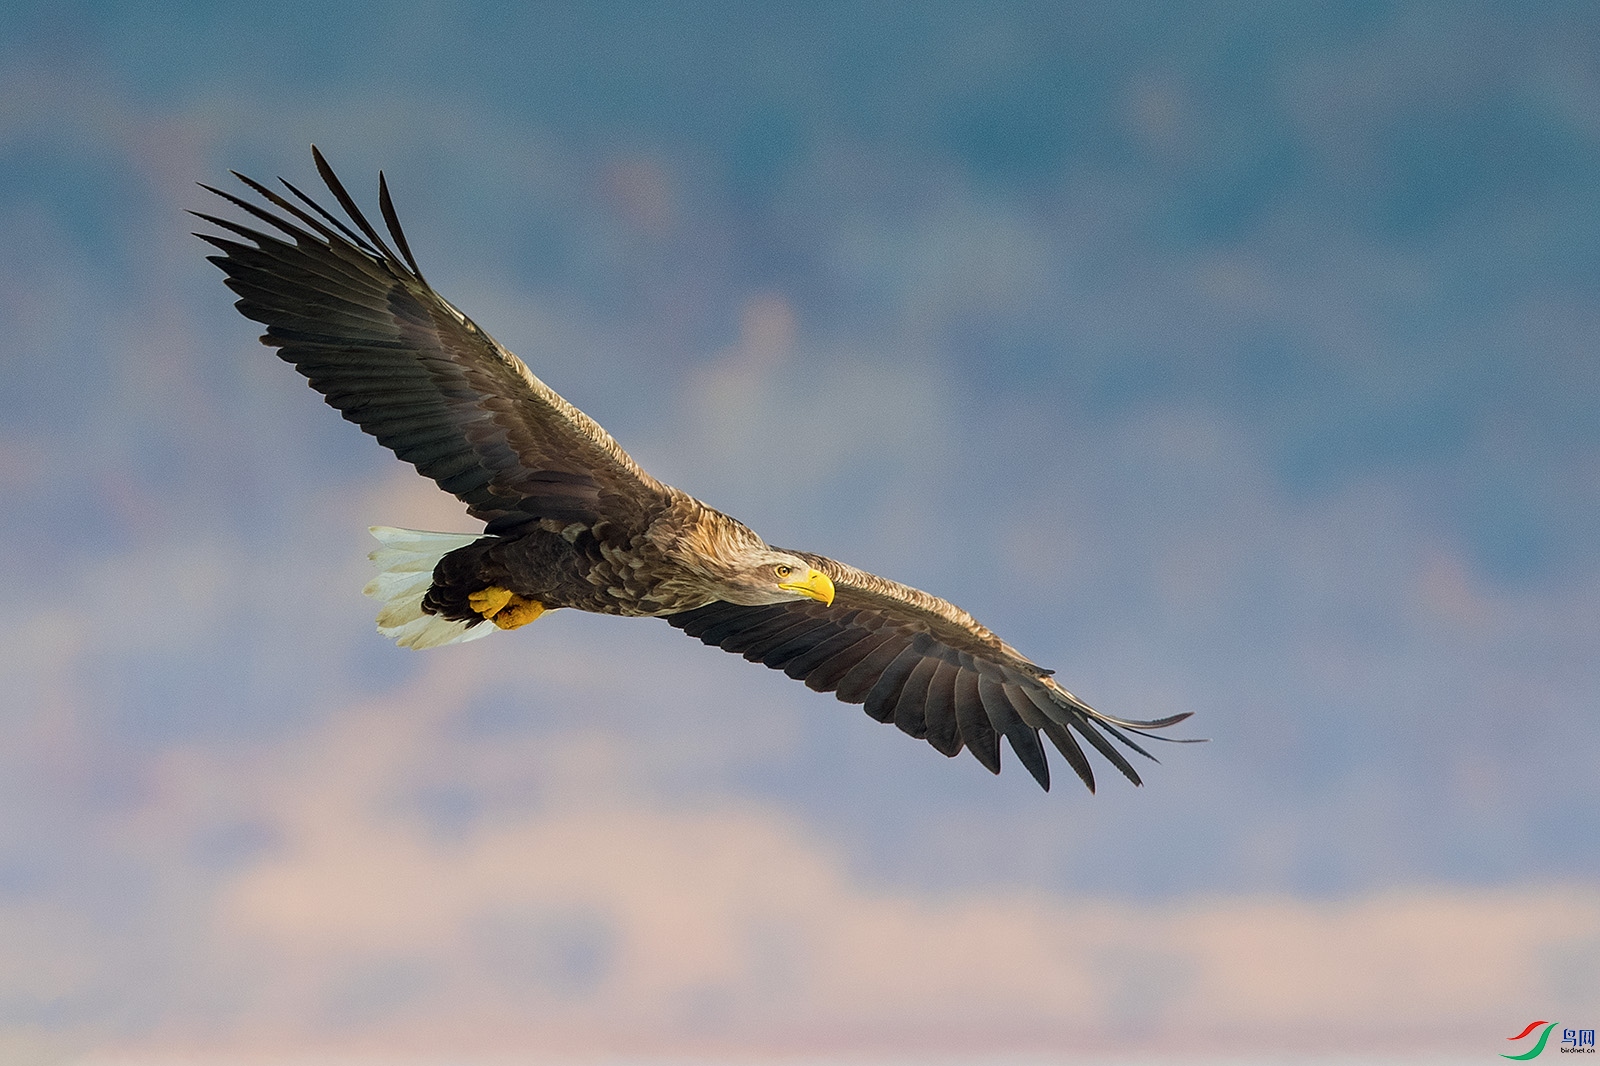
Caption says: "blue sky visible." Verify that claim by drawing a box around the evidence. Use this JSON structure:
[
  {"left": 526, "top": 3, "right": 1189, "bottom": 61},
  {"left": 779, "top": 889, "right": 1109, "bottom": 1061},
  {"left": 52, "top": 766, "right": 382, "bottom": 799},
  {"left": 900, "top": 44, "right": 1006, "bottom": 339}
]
[{"left": 1, "top": 1, "right": 1597, "bottom": 1059}]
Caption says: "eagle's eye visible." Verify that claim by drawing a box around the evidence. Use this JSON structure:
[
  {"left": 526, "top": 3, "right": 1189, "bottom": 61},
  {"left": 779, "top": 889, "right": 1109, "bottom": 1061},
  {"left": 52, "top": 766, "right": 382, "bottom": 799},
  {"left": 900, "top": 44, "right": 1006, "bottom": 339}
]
[{"left": 774, "top": 564, "right": 793, "bottom": 578}]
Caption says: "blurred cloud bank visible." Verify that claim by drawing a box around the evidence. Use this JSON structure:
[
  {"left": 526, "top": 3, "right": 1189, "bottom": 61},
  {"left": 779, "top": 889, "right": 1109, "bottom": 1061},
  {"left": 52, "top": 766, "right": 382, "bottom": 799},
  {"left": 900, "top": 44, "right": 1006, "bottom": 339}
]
[
  {"left": 1, "top": 1, "right": 1597, "bottom": 1061},
  {"left": 22, "top": 650, "right": 1600, "bottom": 1061}
]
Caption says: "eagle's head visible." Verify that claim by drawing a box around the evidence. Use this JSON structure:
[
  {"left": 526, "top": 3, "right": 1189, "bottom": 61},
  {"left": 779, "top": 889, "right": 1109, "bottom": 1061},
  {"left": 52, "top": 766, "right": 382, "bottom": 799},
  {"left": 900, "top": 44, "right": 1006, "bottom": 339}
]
[
  {"left": 727, "top": 548, "right": 836, "bottom": 606},
  {"left": 674, "top": 509, "right": 836, "bottom": 607}
]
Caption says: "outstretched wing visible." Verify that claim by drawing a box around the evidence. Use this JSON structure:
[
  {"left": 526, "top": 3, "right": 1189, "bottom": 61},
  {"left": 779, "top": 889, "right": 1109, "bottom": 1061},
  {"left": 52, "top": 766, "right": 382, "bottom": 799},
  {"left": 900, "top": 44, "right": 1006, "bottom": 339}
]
[
  {"left": 667, "top": 552, "right": 1195, "bottom": 792},
  {"left": 196, "top": 147, "right": 669, "bottom": 533}
]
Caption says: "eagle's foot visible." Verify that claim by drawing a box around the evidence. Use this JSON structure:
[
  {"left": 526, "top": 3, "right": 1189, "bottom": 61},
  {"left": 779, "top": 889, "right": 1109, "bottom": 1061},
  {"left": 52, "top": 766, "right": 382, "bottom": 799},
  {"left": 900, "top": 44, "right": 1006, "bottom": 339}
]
[
  {"left": 491, "top": 594, "right": 544, "bottom": 629},
  {"left": 468, "top": 586, "right": 544, "bottom": 630},
  {"left": 468, "top": 587, "right": 513, "bottom": 618}
]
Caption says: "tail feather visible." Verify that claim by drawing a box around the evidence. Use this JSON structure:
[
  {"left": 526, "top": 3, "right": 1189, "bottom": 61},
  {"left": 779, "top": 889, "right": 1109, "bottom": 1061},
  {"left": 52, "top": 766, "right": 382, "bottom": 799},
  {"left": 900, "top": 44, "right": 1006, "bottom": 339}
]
[
  {"left": 365, "top": 568, "right": 432, "bottom": 603},
  {"left": 364, "top": 526, "right": 495, "bottom": 650}
]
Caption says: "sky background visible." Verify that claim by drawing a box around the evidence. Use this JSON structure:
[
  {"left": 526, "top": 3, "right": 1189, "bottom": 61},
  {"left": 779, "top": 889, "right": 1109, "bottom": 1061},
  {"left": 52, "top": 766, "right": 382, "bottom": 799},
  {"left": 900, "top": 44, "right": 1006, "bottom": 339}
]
[{"left": 1, "top": 1, "right": 1598, "bottom": 1063}]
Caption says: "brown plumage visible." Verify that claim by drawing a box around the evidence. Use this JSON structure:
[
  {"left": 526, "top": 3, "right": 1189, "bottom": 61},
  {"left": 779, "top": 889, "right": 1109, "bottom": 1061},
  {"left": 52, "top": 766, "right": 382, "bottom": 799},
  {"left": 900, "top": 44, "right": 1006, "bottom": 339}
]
[{"left": 197, "top": 147, "right": 1195, "bottom": 793}]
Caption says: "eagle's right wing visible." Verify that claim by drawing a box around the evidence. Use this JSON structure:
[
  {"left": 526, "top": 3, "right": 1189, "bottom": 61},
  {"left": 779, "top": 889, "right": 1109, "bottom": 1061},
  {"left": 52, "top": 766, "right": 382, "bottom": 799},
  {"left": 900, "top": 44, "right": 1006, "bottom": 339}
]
[{"left": 197, "top": 147, "right": 670, "bottom": 534}]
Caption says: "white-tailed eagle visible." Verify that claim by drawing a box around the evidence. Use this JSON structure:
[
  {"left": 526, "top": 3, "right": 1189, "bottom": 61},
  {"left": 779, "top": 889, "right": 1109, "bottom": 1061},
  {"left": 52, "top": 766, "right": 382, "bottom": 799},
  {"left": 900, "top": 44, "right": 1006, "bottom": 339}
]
[{"left": 196, "top": 148, "right": 1194, "bottom": 793}]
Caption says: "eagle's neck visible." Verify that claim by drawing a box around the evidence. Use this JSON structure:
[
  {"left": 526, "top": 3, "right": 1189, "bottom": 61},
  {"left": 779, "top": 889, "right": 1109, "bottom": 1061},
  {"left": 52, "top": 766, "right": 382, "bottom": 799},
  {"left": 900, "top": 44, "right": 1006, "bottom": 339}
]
[
  {"left": 644, "top": 494, "right": 774, "bottom": 608},
  {"left": 671, "top": 505, "right": 765, "bottom": 574}
]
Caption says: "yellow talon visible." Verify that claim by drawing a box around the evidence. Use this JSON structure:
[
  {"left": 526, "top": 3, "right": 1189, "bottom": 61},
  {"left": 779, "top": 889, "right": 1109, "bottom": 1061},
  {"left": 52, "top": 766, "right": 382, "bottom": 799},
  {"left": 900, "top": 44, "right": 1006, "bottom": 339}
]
[
  {"left": 467, "top": 586, "right": 544, "bottom": 629},
  {"left": 491, "top": 594, "right": 544, "bottom": 630},
  {"left": 468, "top": 586, "right": 514, "bottom": 619}
]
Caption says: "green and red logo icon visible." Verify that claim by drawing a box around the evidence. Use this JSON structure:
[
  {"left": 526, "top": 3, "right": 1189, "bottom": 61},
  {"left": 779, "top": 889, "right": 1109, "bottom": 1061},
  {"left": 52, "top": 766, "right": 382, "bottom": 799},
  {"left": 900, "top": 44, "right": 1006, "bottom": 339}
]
[{"left": 1504, "top": 1021, "right": 1596, "bottom": 1059}]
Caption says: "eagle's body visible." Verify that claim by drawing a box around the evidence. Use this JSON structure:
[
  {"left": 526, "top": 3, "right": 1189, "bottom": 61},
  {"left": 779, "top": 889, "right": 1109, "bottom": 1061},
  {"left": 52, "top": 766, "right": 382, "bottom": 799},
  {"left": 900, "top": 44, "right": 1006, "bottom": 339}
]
[
  {"left": 198, "top": 148, "right": 1192, "bottom": 793},
  {"left": 426, "top": 496, "right": 805, "bottom": 619}
]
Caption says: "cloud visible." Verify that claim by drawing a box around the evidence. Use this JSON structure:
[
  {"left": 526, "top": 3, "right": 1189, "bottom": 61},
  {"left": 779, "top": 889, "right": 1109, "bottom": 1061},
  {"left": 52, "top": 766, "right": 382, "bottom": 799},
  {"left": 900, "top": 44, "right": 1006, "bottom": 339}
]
[{"left": 46, "top": 652, "right": 1600, "bottom": 1058}]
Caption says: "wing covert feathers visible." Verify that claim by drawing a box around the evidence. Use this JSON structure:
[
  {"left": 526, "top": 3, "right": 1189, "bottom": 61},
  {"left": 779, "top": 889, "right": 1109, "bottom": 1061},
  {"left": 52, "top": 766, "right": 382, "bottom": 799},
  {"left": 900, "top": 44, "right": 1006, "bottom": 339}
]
[
  {"left": 196, "top": 148, "right": 669, "bottom": 533},
  {"left": 667, "top": 557, "right": 1197, "bottom": 793}
]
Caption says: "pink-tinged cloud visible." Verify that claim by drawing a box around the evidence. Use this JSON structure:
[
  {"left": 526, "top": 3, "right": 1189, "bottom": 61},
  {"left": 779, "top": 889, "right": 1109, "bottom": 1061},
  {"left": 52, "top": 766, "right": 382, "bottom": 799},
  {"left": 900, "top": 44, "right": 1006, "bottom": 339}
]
[{"left": 53, "top": 644, "right": 1594, "bottom": 1061}]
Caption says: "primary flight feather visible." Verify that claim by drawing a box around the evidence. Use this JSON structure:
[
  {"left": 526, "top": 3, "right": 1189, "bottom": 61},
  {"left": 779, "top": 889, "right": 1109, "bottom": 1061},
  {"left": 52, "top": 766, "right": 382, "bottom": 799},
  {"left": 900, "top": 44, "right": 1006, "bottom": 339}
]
[{"left": 197, "top": 147, "right": 1193, "bottom": 793}]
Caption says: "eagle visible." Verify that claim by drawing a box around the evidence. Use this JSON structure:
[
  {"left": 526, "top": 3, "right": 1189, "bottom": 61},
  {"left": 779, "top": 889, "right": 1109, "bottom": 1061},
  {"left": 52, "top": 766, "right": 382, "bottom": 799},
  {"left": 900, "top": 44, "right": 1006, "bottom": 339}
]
[{"left": 196, "top": 148, "right": 1193, "bottom": 793}]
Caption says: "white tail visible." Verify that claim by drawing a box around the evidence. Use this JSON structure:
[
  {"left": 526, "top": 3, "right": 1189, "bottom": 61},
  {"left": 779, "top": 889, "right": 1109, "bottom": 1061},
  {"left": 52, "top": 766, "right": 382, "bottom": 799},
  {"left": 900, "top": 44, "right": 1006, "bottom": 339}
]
[{"left": 364, "top": 526, "right": 498, "bottom": 650}]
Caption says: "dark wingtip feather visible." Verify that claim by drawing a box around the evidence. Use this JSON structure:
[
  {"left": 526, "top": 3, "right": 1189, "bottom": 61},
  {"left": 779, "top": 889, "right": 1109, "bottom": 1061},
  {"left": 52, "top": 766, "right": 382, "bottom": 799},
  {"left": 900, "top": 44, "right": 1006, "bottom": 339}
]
[
  {"left": 275, "top": 175, "right": 371, "bottom": 251},
  {"left": 1094, "top": 713, "right": 1207, "bottom": 747},
  {"left": 201, "top": 179, "right": 328, "bottom": 246},
  {"left": 953, "top": 672, "right": 1001, "bottom": 774},
  {"left": 378, "top": 170, "right": 427, "bottom": 282},
  {"left": 188, "top": 210, "right": 240, "bottom": 231},
  {"left": 979, "top": 676, "right": 1050, "bottom": 790},
  {"left": 311, "top": 145, "right": 400, "bottom": 263},
  {"left": 1062, "top": 714, "right": 1145, "bottom": 786},
  {"left": 1096, "top": 709, "right": 1195, "bottom": 731},
  {"left": 1096, "top": 720, "right": 1161, "bottom": 763},
  {"left": 1038, "top": 718, "right": 1095, "bottom": 793}
]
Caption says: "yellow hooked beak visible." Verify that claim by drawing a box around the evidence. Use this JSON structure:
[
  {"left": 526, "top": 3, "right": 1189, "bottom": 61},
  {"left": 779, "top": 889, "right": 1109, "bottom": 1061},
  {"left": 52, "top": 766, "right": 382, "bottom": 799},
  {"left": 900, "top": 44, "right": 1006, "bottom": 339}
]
[{"left": 779, "top": 567, "right": 835, "bottom": 606}]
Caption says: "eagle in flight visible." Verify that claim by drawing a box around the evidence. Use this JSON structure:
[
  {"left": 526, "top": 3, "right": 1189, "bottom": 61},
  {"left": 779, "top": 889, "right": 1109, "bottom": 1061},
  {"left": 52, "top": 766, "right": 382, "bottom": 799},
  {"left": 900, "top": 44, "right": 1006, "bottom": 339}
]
[{"left": 197, "top": 148, "right": 1192, "bottom": 793}]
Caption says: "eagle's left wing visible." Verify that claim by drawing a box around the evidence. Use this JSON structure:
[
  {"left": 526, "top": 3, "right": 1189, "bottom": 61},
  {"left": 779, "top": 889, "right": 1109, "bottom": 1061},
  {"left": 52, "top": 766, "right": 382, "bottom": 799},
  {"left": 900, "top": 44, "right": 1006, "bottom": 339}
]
[{"left": 668, "top": 552, "right": 1195, "bottom": 792}]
